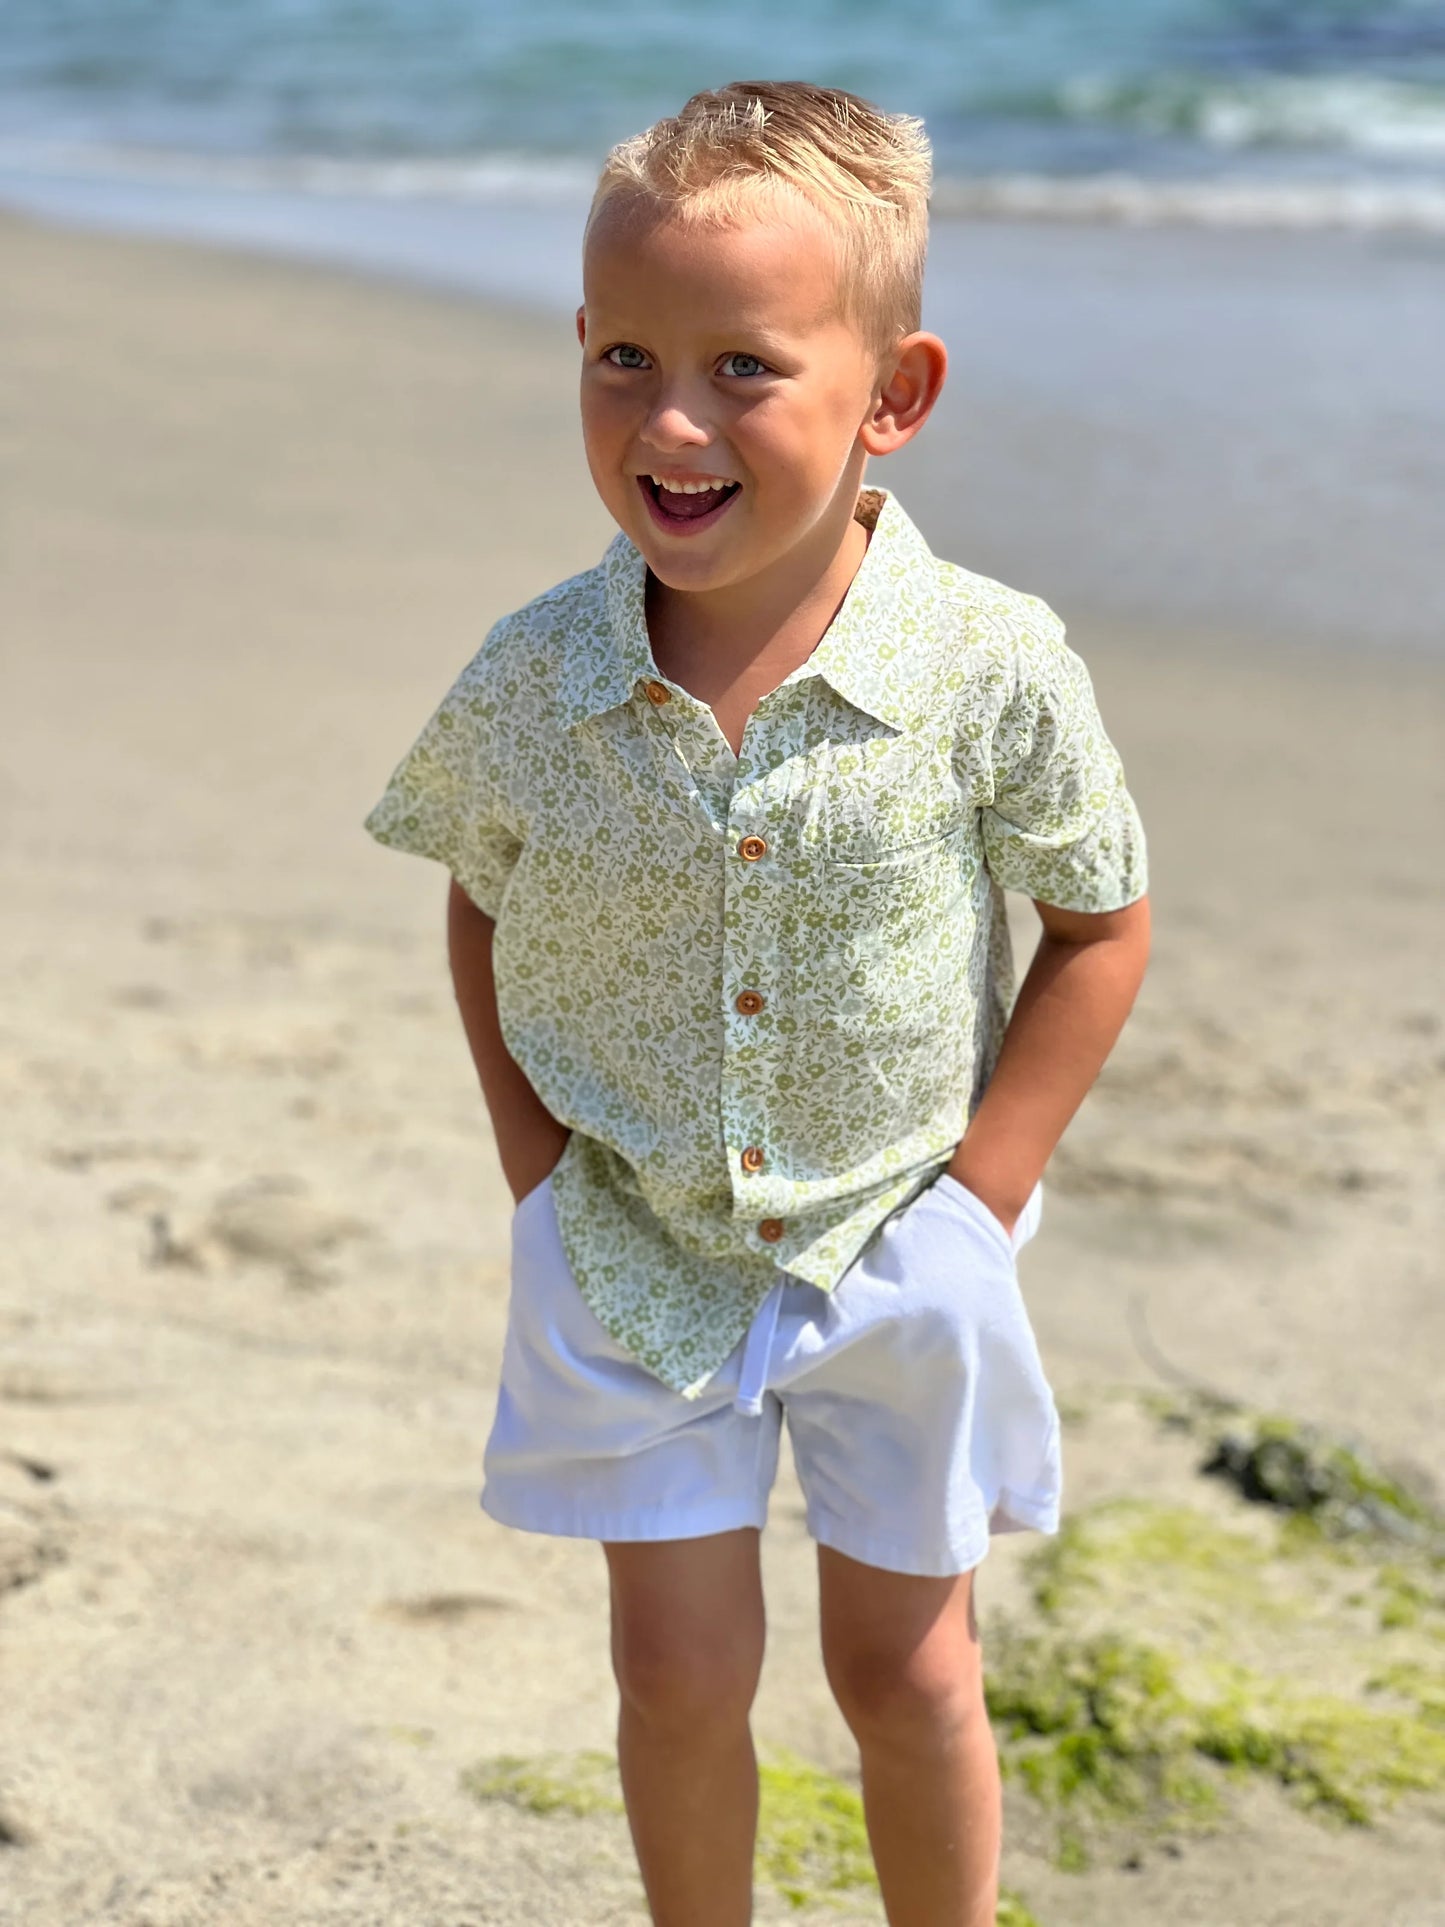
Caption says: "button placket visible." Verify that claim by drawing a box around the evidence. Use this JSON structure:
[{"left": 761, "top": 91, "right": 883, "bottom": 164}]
[
  {"left": 639, "top": 678, "right": 742, "bottom": 838},
  {"left": 720, "top": 754, "right": 787, "bottom": 1234}
]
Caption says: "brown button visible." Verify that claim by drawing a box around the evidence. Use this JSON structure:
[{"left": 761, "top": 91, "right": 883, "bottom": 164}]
[
  {"left": 734, "top": 989, "right": 765, "bottom": 1016},
  {"left": 642, "top": 679, "right": 671, "bottom": 706},
  {"left": 740, "top": 1145, "right": 765, "bottom": 1174},
  {"left": 737, "top": 836, "right": 768, "bottom": 862},
  {"left": 758, "top": 1218, "right": 785, "bottom": 1244}
]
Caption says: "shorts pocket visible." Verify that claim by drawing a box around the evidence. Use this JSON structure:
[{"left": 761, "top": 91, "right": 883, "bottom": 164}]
[
  {"left": 512, "top": 1171, "right": 555, "bottom": 1223},
  {"left": 926, "top": 1174, "right": 1016, "bottom": 1262},
  {"left": 511, "top": 1132, "right": 575, "bottom": 1224}
]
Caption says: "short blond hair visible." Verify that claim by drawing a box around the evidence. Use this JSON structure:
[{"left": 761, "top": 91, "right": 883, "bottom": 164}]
[{"left": 587, "top": 80, "right": 932, "bottom": 355}]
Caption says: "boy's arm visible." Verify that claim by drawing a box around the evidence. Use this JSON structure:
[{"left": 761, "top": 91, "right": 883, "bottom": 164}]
[
  {"left": 946, "top": 894, "right": 1151, "bottom": 1236},
  {"left": 446, "top": 879, "right": 572, "bottom": 1205}
]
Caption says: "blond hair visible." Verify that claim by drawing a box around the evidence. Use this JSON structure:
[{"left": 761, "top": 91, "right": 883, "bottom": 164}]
[{"left": 587, "top": 80, "right": 932, "bottom": 355}]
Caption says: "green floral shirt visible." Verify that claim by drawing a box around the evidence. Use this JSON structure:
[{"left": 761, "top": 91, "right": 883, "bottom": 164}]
[{"left": 364, "top": 487, "right": 1147, "bottom": 1398}]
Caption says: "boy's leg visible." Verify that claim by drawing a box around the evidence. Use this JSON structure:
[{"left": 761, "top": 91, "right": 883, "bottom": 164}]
[
  {"left": 602, "top": 1526, "right": 767, "bottom": 1927},
  {"left": 817, "top": 1544, "right": 1000, "bottom": 1927}
]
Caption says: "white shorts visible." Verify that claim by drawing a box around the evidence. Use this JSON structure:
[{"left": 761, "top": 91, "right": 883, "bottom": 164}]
[{"left": 480, "top": 1172, "right": 1061, "bottom": 1578}]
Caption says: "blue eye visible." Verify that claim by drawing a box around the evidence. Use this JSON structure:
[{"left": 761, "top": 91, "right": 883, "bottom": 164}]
[
  {"left": 605, "top": 344, "right": 649, "bottom": 369},
  {"left": 720, "top": 353, "right": 766, "bottom": 378}
]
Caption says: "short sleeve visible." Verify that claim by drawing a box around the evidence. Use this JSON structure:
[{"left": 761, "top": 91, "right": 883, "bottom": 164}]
[
  {"left": 981, "top": 600, "right": 1148, "bottom": 911},
  {"left": 362, "top": 650, "right": 521, "bottom": 920}
]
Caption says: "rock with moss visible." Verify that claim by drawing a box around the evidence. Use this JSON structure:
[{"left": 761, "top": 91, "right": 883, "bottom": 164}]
[
  {"left": 996, "top": 1893, "right": 1044, "bottom": 1927},
  {"left": 1366, "top": 1660, "right": 1445, "bottom": 1726},
  {"left": 1181, "top": 1407, "right": 1444, "bottom": 1549},
  {"left": 1191, "top": 1659, "right": 1445, "bottom": 1825},
  {"left": 989, "top": 1620, "right": 1445, "bottom": 1861},
  {"left": 986, "top": 1625, "right": 1222, "bottom": 1868},
  {"left": 757, "top": 1753, "right": 1041, "bottom": 1923},
  {"left": 459, "top": 1747, "right": 623, "bottom": 1819},
  {"left": 752, "top": 1748, "right": 877, "bottom": 1910},
  {"left": 1025, "top": 1496, "right": 1301, "bottom": 1630}
]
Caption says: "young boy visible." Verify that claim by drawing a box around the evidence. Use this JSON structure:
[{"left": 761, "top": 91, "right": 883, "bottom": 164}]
[{"left": 365, "top": 80, "right": 1149, "bottom": 1927}]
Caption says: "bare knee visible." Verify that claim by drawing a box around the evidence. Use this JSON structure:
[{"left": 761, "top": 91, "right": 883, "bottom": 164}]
[
  {"left": 818, "top": 1548, "right": 989, "bottom": 1748},
  {"left": 605, "top": 1532, "right": 765, "bottom": 1740},
  {"left": 826, "top": 1638, "right": 987, "bottom": 1747},
  {"left": 824, "top": 1641, "right": 986, "bottom": 1749},
  {"left": 612, "top": 1622, "right": 762, "bottom": 1737}
]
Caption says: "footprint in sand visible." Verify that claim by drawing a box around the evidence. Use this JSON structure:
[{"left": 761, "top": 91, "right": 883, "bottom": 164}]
[
  {"left": 118, "top": 1174, "right": 372, "bottom": 1289},
  {"left": 379, "top": 1592, "right": 520, "bottom": 1623},
  {"left": 0, "top": 1453, "right": 66, "bottom": 1600}
]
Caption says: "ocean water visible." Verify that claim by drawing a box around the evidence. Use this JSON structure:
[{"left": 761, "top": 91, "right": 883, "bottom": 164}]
[{"left": 4, "top": 0, "right": 1445, "bottom": 227}]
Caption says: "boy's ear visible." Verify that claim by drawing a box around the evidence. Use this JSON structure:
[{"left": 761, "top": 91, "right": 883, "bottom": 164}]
[
  {"left": 575, "top": 304, "right": 587, "bottom": 347},
  {"left": 859, "top": 331, "right": 948, "bottom": 457}
]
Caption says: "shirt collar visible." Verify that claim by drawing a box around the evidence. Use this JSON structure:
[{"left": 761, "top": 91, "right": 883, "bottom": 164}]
[
  {"left": 554, "top": 533, "right": 656, "bottom": 733},
  {"left": 797, "top": 487, "right": 941, "bottom": 733},
  {"left": 557, "top": 485, "right": 941, "bottom": 735}
]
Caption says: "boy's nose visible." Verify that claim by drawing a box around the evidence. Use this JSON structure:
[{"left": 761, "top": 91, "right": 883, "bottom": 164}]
[{"left": 642, "top": 390, "right": 712, "bottom": 452}]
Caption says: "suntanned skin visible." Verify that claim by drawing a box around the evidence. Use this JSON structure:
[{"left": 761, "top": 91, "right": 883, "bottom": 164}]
[
  {"left": 448, "top": 185, "right": 1150, "bottom": 1927},
  {"left": 578, "top": 187, "right": 900, "bottom": 752}
]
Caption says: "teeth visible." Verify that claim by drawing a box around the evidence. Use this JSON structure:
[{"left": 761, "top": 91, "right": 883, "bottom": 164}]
[{"left": 651, "top": 476, "right": 733, "bottom": 494}]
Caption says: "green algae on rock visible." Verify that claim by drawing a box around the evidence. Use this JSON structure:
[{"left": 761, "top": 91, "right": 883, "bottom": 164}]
[
  {"left": 986, "top": 1625, "right": 1222, "bottom": 1870},
  {"left": 977, "top": 1396, "right": 1445, "bottom": 1872},
  {"left": 460, "top": 1747, "right": 623, "bottom": 1818},
  {"left": 1365, "top": 1659, "right": 1445, "bottom": 1727},
  {"left": 758, "top": 1750, "right": 1047, "bottom": 1921},
  {"left": 1191, "top": 1660, "right": 1445, "bottom": 1825},
  {"left": 988, "top": 1621, "right": 1445, "bottom": 1862},
  {"left": 752, "top": 1748, "right": 877, "bottom": 1910},
  {"left": 1025, "top": 1496, "right": 1299, "bottom": 1630},
  {"left": 996, "top": 1894, "right": 1045, "bottom": 1927},
  {"left": 1375, "top": 1560, "right": 1443, "bottom": 1632},
  {"left": 986, "top": 1473, "right": 1445, "bottom": 1871},
  {"left": 1169, "top": 1403, "right": 1444, "bottom": 1549}
]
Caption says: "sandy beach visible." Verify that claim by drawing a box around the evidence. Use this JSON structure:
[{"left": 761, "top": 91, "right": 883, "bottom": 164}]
[{"left": 2, "top": 205, "right": 1443, "bottom": 1925}]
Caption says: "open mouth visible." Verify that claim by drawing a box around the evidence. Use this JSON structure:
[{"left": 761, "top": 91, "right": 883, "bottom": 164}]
[{"left": 637, "top": 474, "right": 742, "bottom": 535}]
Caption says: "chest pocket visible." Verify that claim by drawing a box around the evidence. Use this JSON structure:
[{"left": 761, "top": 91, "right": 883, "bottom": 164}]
[{"left": 815, "top": 730, "right": 968, "bottom": 866}]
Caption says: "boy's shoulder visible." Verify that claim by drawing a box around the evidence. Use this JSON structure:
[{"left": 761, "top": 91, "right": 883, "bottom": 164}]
[
  {"left": 890, "top": 542, "right": 1090, "bottom": 737},
  {"left": 926, "top": 546, "right": 1109, "bottom": 733},
  {"left": 462, "top": 552, "right": 614, "bottom": 680},
  {"left": 931, "top": 555, "right": 1067, "bottom": 661},
  {"left": 863, "top": 492, "right": 1077, "bottom": 690},
  {"left": 432, "top": 548, "right": 619, "bottom": 739}
]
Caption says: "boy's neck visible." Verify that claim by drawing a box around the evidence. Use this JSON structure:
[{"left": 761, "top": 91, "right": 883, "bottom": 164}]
[{"left": 644, "top": 491, "right": 871, "bottom": 753}]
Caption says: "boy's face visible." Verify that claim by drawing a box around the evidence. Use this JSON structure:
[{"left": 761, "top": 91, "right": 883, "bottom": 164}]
[{"left": 577, "top": 191, "right": 887, "bottom": 599}]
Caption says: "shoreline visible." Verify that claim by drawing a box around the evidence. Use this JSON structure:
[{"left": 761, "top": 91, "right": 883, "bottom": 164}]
[{"left": 7, "top": 138, "right": 1445, "bottom": 232}]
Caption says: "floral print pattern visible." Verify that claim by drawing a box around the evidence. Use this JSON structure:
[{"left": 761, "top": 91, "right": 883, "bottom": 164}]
[{"left": 363, "top": 488, "right": 1147, "bottom": 1398}]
